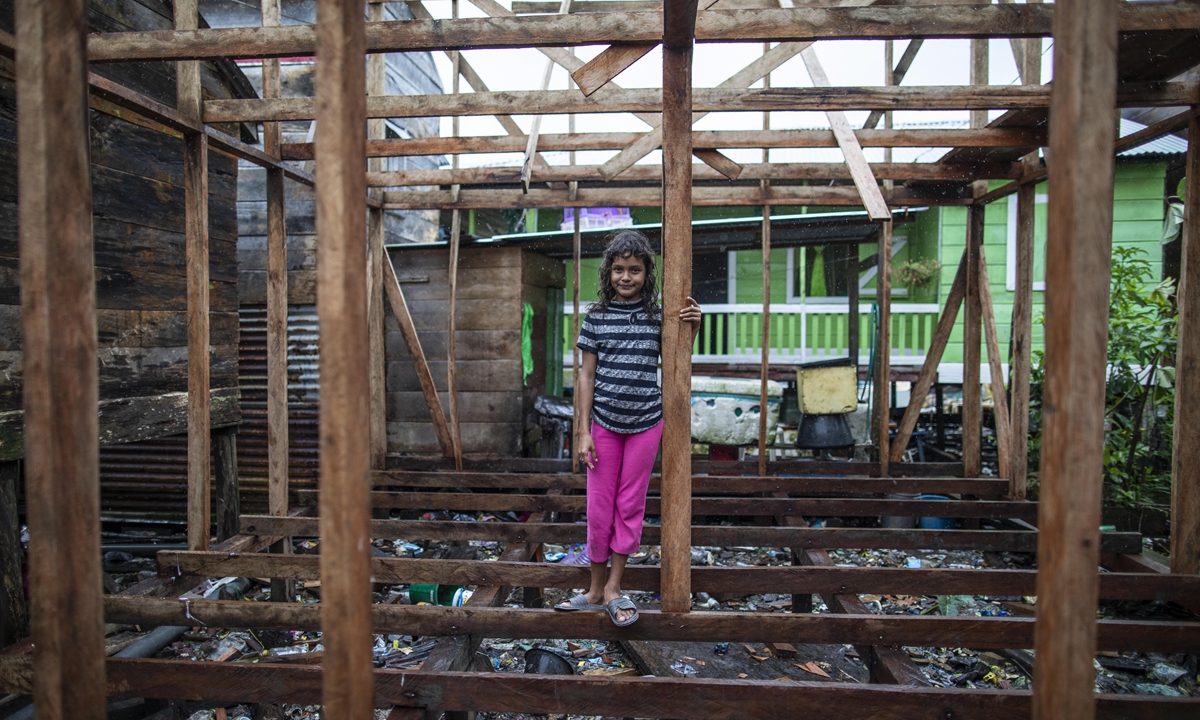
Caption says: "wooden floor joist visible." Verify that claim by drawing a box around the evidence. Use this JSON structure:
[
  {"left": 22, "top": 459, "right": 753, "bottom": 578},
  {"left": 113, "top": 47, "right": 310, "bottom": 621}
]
[
  {"left": 3, "top": 658, "right": 1199, "bottom": 720},
  {"left": 155, "top": 551, "right": 1200, "bottom": 601},
  {"left": 238, "top": 515, "right": 1143, "bottom": 553}
]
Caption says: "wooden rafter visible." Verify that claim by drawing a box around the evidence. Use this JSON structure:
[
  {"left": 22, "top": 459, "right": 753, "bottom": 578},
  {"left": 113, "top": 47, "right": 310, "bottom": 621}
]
[
  {"left": 201, "top": 83, "right": 1199, "bottom": 123},
  {"left": 82, "top": 4, "right": 1200, "bottom": 62}
]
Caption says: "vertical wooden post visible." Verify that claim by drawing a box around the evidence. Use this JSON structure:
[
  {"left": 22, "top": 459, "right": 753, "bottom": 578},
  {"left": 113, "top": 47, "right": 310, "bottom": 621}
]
[
  {"left": 1010, "top": 11, "right": 1041, "bottom": 500},
  {"left": 758, "top": 198, "right": 771, "bottom": 477},
  {"left": 848, "top": 245, "right": 859, "bottom": 367},
  {"left": 1171, "top": 113, "right": 1200, "bottom": 574},
  {"left": 659, "top": 0, "right": 699, "bottom": 614},
  {"left": 962, "top": 205, "right": 984, "bottom": 477},
  {"left": 212, "top": 427, "right": 240, "bottom": 542},
  {"left": 367, "top": 2, "right": 388, "bottom": 470},
  {"left": 1011, "top": 188, "right": 1037, "bottom": 497},
  {"left": 315, "top": 0, "right": 372, "bottom": 718},
  {"left": 970, "top": 38, "right": 988, "bottom": 131},
  {"left": 16, "top": 0, "right": 106, "bottom": 714},
  {"left": 262, "top": 0, "right": 293, "bottom": 603},
  {"left": 572, "top": 206, "right": 582, "bottom": 476},
  {"left": 875, "top": 222, "right": 892, "bottom": 476},
  {"left": 447, "top": 210, "right": 464, "bottom": 470},
  {"left": 446, "top": 0, "right": 464, "bottom": 471},
  {"left": 176, "top": 0, "right": 211, "bottom": 552},
  {"left": 0, "top": 461, "right": 28, "bottom": 647},
  {"left": 1033, "top": 0, "right": 1118, "bottom": 717}
]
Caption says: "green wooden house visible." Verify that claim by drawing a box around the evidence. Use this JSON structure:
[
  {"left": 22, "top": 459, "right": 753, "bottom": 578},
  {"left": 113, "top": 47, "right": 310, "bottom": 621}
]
[{"left": 473, "top": 121, "right": 1185, "bottom": 386}]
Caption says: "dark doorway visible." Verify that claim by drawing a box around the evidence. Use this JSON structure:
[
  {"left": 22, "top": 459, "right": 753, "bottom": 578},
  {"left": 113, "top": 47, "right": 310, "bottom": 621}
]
[{"left": 692, "top": 251, "right": 729, "bottom": 305}]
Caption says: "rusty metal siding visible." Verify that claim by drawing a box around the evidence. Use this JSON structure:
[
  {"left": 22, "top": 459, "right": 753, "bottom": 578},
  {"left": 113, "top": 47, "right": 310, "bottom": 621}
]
[{"left": 97, "top": 306, "right": 320, "bottom": 522}]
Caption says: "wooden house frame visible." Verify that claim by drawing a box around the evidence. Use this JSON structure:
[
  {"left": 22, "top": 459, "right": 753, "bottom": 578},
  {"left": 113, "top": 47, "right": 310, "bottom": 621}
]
[{"left": 3, "top": 0, "right": 1200, "bottom": 719}]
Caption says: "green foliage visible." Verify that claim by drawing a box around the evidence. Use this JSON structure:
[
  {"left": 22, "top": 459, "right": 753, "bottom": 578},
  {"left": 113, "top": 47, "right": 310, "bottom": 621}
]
[
  {"left": 895, "top": 258, "right": 941, "bottom": 288},
  {"left": 1027, "top": 247, "right": 1176, "bottom": 508}
]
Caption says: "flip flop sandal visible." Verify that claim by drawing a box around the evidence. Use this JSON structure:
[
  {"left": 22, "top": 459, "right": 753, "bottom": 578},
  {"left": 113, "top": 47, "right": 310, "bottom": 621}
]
[
  {"left": 606, "top": 596, "right": 640, "bottom": 627},
  {"left": 554, "top": 593, "right": 600, "bottom": 611}
]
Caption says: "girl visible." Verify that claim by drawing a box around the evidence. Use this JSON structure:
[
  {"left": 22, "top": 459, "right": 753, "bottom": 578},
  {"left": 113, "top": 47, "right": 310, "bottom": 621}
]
[{"left": 555, "top": 230, "right": 701, "bottom": 626}]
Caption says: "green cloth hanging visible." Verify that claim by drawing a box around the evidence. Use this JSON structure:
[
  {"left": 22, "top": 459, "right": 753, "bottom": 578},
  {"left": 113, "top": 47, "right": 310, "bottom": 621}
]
[
  {"left": 522, "top": 302, "right": 535, "bottom": 386},
  {"left": 810, "top": 247, "right": 826, "bottom": 297}
]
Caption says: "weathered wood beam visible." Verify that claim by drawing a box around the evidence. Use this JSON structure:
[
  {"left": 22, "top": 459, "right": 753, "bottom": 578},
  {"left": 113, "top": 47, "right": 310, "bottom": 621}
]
[
  {"left": 977, "top": 250, "right": 1012, "bottom": 481},
  {"left": 203, "top": 83, "right": 1199, "bottom": 123},
  {"left": 373, "top": 469, "right": 1010, "bottom": 496},
  {"left": 974, "top": 107, "right": 1200, "bottom": 207},
  {"left": 367, "top": 2, "right": 387, "bottom": 472},
  {"left": 521, "top": 0, "right": 574, "bottom": 190},
  {"left": 15, "top": 0, "right": 106, "bottom": 715},
  {"left": 862, "top": 37, "right": 923, "bottom": 130},
  {"left": 314, "top": 1, "right": 373, "bottom": 719},
  {"left": 573, "top": 42, "right": 656, "bottom": 96},
  {"left": 658, "top": 0, "right": 698, "bottom": 615},
  {"left": 162, "top": 551, "right": 1200, "bottom": 599},
  {"left": 1008, "top": 0, "right": 1041, "bottom": 503},
  {"left": 446, "top": 209, "right": 464, "bottom": 471},
  {"left": 84, "top": 4, "right": 1200, "bottom": 62},
  {"left": 237, "top": 515, "right": 1143, "bottom": 553},
  {"left": 177, "top": 0, "right": 211, "bottom": 553},
  {"left": 1033, "top": 0, "right": 1118, "bottom": 717},
  {"left": 376, "top": 185, "right": 954, "bottom": 210},
  {"left": 467, "top": 0, "right": 742, "bottom": 179},
  {"left": 889, "top": 251, "right": 966, "bottom": 464},
  {"left": 366, "top": 161, "right": 1022, "bottom": 187},
  {"left": 875, "top": 222, "right": 893, "bottom": 471},
  {"left": 1173, "top": 112, "right": 1200, "bottom": 575},
  {"left": 962, "top": 206, "right": 983, "bottom": 478},
  {"left": 798, "top": 42, "right": 890, "bottom": 220},
  {"left": 6, "top": 657, "right": 1200, "bottom": 719},
  {"left": 262, "top": 0, "right": 293, "bottom": 604},
  {"left": 287, "top": 127, "right": 1047, "bottom": 160},
  {"left": 758, "top": 201, "right": 771, "bottom": 477},
  {"left": 382, "top": 259, "right": 455, "bottom": 457},
  {"left": 91, "top": 598, "right": 1200, "bottom": 653},
  {"left": 303, "top": 490, "right": 1041, "bottom": 519}
]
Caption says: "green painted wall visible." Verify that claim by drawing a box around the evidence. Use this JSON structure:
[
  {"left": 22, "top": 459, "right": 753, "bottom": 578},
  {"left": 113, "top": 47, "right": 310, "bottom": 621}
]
[{"left": 937, "top": 160, "right": 1167, "bottom": 363}]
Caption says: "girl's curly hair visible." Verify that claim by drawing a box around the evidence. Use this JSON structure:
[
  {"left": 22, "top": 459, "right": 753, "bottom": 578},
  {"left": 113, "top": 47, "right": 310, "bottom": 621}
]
[{"left": 593, "top": 229, "right": 660, "bottom": 322}]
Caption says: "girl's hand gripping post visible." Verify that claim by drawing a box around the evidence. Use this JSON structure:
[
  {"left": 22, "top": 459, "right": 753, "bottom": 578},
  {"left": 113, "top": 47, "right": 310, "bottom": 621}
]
[{"left": 680, "top": 296, "right": 703, "bottom": 341}]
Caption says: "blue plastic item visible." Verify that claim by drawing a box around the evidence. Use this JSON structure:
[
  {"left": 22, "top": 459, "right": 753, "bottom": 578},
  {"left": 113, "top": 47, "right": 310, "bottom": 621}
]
[{"left": 917, "top": 494, "right": 955, "bottom": 529}]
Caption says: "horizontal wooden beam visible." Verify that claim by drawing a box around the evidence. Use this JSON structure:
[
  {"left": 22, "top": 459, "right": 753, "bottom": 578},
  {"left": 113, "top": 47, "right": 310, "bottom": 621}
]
[
  {"left": 366, "top": 160, "right": 1021, "bottom": 187},
  {"left": 283, "top": 127, "right": 1046, "bottom": 160},
  {"left": 298, "top": 489, "right": 1038, "bottom": 519},
  {"left": 97, "top": 597, "right": 1200, "bottom": 652},
  {"left": 378, "top": 184, "right": 968, "bottom": 209},
  {"left": 157, "top": 552, "right": 1200, "bottom": 601},
  {"left": 372, "top": 470, "right": 1010, "bottom": 496},
  {"left": 85, "top": 4, "right": 1200, "bottom": 62},
  {"left": 204, "top": 83, "right": 1198, "bottom": 123},
  {"left": 974, "top": 106, "right": 1200, "bottom": 207},
  {"left": 238, "top": 515, "right": 1142, "bottom": 552},
  {"left": 3, "top": 658, "right": 1198, "bottom": 719}
]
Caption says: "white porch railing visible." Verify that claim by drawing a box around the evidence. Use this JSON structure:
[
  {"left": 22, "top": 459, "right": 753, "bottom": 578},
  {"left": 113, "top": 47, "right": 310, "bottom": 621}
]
[{"left": 563, "top": 302, "right": 941, "bottom": 366}]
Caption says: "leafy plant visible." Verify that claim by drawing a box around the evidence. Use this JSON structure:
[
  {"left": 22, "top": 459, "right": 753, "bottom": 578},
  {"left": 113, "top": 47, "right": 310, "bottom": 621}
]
[
  {"left": 895, "top": 258, "right": 941, "bottom": 288},
  {"left": 1026, "top": 247, "right": 1177, "bottom": 508}
]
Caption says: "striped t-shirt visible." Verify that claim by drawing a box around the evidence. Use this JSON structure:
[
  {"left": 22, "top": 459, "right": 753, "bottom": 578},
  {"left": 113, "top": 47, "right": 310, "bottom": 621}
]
[{"left": 576, "top": 299, "right": 662, "bottom": 434}]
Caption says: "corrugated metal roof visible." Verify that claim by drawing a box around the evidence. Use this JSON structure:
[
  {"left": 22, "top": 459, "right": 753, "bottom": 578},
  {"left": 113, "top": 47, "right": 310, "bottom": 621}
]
[{"left": 1118, "top": 118, "right": 1188, "bottom": 157}]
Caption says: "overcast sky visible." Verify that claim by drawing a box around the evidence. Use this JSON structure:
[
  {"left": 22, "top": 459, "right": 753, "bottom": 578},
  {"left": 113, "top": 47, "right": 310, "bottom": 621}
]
[{"left": 418, "top": 0, "right": 1054, "bottom": 169}]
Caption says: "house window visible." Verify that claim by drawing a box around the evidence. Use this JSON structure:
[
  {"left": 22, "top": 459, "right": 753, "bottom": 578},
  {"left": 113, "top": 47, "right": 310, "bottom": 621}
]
[
  {"left": 786, "top": 240, "right": 909, "bottom": 303},
  {"left": 1006, "top": 192, "right": 1048, "bottom": 292}
]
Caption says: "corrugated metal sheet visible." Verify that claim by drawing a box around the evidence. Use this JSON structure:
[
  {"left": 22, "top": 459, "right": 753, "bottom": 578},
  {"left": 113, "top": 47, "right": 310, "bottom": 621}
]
[
  {"left": 97, "top": 306, "right": 321, "bottom": 522},
  {"left": 235, "top": 305, "right": 321, "bottom": 513}
]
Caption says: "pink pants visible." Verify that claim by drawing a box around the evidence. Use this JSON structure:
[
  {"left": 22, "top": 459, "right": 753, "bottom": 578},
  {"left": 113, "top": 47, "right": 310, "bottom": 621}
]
[{"left": 586, "top": 421, "right": 663, "bottom": 563}]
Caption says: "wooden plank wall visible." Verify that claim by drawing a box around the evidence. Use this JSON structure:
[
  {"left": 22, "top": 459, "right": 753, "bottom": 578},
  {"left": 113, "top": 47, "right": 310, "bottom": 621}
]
[
  {"left": 0, "top": 0, "right": 249, "bottom": 461},
  {"left": 386, "top": 246, "right": 564, "bottom": 456}
]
